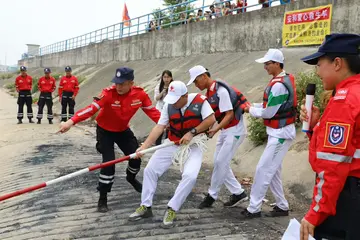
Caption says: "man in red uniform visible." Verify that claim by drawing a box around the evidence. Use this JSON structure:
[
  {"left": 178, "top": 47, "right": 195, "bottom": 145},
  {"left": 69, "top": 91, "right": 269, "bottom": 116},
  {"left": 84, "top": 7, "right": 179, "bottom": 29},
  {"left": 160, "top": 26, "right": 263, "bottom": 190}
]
[
  {"left": 15, "top": 66, "right": 34, "bottom": 124},
  {"left": 58, "top": 67, "right": 161, "bottom": 213},
  {"left": 299, "top": 33, "right": 360, "bottom": 240},
  {"left": 58, "top": 66, "right": 79, "bottom": 122},
  {"left": 37, "top": 68, "right": 56, "bottom": 124}
]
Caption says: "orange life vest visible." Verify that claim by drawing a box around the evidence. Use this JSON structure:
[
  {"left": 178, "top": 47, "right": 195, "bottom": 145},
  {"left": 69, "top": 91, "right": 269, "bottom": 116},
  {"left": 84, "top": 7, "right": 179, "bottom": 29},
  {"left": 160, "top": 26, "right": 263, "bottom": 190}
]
[
  {"left": 168, "top": 94, "right": 205, "bottom": 141},
  {"left": 263, "top": 74, "right": 297, "bottom": 129},
  {"left": 206, "top": 80, "right": 249, "bottom": 129}
]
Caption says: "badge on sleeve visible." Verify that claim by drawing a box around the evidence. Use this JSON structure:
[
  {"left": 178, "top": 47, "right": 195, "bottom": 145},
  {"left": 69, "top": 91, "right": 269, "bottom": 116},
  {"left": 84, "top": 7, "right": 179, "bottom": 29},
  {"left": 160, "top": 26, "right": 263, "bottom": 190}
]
[
  {"left": 324, "top": 122, "right": 350, "bottom": 149},
  {"left": 333, "top": 88, "right": 348, "bottom": 101}
]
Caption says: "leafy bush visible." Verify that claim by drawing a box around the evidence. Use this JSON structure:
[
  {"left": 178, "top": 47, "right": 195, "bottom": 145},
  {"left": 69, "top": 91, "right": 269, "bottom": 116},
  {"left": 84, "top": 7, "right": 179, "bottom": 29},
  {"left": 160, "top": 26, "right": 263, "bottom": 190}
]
[
  {"left": 295, "top": 71, "right": 324, "bottom": 124},
  {"left": 247, "top": 116, "right": 267, "bottom": 146},
  {"left": 0, "top": 73, "right": 14, "bottom": 79},
  {"left": 5, "top": 82, "right": 16, "bottom": 90},
  {"left": 247, "top": 70, "right": 325, "bottom": 145},
  {"left": 32, "top": 77, "right": 39, "bottom": 93},
  {"left": 52, "top": 73, "right": 62, "bottom": 80}
]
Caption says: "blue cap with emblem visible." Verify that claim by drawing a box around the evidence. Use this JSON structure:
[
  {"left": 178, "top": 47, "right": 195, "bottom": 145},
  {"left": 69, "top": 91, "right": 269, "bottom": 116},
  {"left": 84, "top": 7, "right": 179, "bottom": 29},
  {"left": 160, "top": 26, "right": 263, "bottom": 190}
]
[
  {"left": 44, "top": 68, "right": 51, "bottom": 73},
  {"left": 111, "top": 67, "right": 134, "bottom": 84},
  {"left": 20, "top": 66, "right": 27, "bottom": 71},
  {"left": 301, "top": 33, "right": 360, "bottom": 65},
  {"left": 65, "top": 66, "right": 72, "bottom": 72}
]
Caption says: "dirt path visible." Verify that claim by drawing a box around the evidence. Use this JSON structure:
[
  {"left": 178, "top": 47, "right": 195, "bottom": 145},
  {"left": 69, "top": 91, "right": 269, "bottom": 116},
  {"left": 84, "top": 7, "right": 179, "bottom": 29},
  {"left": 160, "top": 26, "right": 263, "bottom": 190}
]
[{"left": 0, "top": 88, "right": 302, "bottom": 240}]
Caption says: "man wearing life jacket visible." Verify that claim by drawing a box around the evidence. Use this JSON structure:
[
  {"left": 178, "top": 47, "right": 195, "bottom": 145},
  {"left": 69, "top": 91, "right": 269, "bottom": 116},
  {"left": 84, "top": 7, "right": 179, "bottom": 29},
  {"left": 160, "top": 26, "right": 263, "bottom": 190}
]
[
  {"left": 299, "top": 34, "right": 360, "bottom": 240},
  {"left": 187, "top": 65, "right": 250, "bottom": 209},
  {"left": 128, "top": 81, "right": 215, "bottom": 228},
  {"left": 242, "top": 49, "right": 297, "bottom": 218},
  {"left": 58, "top": 67, "right": 161, "bottom": 213}
]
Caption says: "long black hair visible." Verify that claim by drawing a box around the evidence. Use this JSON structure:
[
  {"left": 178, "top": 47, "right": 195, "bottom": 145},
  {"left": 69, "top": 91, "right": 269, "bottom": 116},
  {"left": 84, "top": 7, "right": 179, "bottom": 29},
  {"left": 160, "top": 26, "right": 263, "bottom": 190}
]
[{"left": 159, "top": 70, "right": 173, "bottom": 92}]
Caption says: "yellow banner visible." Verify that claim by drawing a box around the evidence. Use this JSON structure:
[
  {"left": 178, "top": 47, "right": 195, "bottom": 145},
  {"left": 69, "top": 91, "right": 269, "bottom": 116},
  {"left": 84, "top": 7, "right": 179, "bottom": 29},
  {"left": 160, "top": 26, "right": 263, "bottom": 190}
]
[{"left": 282, "top": 4, "right": 332, "bottom": 47}]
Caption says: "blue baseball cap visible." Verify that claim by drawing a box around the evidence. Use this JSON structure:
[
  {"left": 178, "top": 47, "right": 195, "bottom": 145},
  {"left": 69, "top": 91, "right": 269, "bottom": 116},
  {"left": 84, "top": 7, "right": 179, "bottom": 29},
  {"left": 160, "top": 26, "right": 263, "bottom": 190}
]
[
  {"left": 20, "top": 66, "right": 27, "bottom": 71},
  {"left": 301, "top": 33, "right": 360, "bottom": 65},
  {"left": 44, "top": 68, "right": 51, "bottom": 73},
  {"left": 65, "top": 66, "right": 72, "bottom": 72},
  {"left": 111, "top": 67, "right": 134, "bottom": 84}
]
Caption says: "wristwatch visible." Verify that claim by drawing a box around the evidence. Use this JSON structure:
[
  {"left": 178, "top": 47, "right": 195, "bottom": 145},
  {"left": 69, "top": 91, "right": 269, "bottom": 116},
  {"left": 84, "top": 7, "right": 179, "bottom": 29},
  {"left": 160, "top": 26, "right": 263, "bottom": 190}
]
[{"left": 190, "top": 128, "right": 197, "bottom": 135}]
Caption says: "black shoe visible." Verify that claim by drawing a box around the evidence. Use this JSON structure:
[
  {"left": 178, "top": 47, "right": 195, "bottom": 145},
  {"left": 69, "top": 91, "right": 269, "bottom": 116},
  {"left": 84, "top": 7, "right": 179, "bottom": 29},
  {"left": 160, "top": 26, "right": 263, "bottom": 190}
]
[
  {"left": 241, "top": 209, "right": 262, "bottom": 218},
  {"left": 17, "top": 119, "right": 23, "bottom": 124},
  {"left": 265, "top": 206, "right": 289, "bottom": 217},
  {"left": 61, "top": 119, "right": 67, "bottom": 122},
  {"left": 224, "top": 192, "right": 249, "bottom": 207},
  {"left": 48, "top": 119, "right": 53, "bottom": 124},
  {"left": 126, "top": 176, "right": 142, "bottom": 193},
  {"left": 37, "top": 119, "right": 41, "bottom": 124},
  {"left": 29, "top": 119, "right": 34, "bottom": 123},
  {"left": 198, "top": 194, "right": 215, "bottom": 209},
  {"left": 97, "top": 198, "right": 109, "bottom": 213}
]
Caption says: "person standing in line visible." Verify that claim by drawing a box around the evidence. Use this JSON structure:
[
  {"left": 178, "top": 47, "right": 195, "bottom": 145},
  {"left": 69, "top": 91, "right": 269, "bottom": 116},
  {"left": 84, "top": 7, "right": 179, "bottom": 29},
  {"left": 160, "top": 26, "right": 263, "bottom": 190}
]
[
  {"left": 59, "top": 66, "right": 79, "bottom": 122},
  {"left": 15, "top": 66, "right": 34, "bottom": 124},
  {"left": 37, "top": 68, "right": 56, "bottom": 124},
  {"left": 154, "top": 70, "right": 173, "bottom": 145},
  {"left": 242, "top": 49, "right": 297, "bottom": 218}
]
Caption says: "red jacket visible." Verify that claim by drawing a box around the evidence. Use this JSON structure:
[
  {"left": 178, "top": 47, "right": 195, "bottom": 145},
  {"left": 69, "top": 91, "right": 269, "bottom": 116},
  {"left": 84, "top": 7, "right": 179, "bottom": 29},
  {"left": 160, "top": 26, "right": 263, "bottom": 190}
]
[
  {"left": 58, "top": 75, "right": 79, "bottom": 98},
  {"left": 71, "top": 85, "right": 161, "bottom": 132},
  {"left": 15, "top": 75, "right": 32, "bottom": 92},
  {"left": 168, "top": 93, "right": 204, "bottom": 141},
  {"left": 262, "top": 74, "right": 297, "bottom": 129},
  {"left": 305, "top": 74, "right": 360, "bottom": 226},
  {"left": 38, "top": 76, "right": 56, "bottom": 93}
]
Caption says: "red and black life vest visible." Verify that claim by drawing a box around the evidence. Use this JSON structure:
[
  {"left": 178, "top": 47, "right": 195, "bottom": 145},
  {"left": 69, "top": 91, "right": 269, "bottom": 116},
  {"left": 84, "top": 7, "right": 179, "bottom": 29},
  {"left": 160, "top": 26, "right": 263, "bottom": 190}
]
[
  {"left": 168, "top": 94, "right": 205, "bottom": 141},
  {"left": 263, "top": 74, "right": 297, "bottom": 129},
  {"left": 206, "top": 80, "right": 249, "bottom": 129}
]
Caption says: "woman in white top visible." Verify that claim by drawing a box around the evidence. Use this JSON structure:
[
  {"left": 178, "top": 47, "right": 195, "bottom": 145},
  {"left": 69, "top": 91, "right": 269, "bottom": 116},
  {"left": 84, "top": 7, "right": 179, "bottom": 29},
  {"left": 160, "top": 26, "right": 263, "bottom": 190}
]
[{"left": 154, "top": 70, "right": 173, "bottom": 145}]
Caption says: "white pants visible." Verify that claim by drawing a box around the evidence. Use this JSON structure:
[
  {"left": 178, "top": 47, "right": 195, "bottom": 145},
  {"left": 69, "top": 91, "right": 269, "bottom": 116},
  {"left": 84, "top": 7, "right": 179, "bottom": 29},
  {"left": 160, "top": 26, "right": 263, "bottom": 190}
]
[
  {"left": 208, "top": 130, "right": 245, "bottom": 199},
  {"left": 141, "top": 144, "right": 203, "bottom": 211},
  {"left": 247, "top": 135, "right": 292, "bottom": 213}
]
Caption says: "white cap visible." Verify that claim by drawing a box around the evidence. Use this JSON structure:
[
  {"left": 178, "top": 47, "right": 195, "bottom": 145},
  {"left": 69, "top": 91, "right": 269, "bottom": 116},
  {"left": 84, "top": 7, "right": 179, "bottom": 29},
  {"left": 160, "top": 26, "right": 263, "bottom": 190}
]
[
  {"left": 255, "top": 49, "right": 284, "bottom": 64},
  {"left": 163, "top": 81, "right": 188, "bottom": 104},
  {"left": 187, "top": 65, "right": 207, "bottom": 86}
]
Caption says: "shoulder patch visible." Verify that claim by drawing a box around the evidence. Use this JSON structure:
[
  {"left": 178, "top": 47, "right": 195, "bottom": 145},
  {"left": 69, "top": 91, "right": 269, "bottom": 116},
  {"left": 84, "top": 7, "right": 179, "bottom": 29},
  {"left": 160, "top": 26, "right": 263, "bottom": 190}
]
[
  {"left": 333, "top": 88, "right": 348, "bottom": 101},
  {"left": 324, "top": 122, "right": 351, "bottom": 149}
]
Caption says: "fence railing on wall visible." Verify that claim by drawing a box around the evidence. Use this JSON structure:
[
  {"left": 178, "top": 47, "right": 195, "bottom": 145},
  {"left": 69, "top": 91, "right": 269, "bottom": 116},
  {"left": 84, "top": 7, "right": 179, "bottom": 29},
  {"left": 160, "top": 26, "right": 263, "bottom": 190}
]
[{"left": 23, "top": 0, "right": 281, "bottom": 59}]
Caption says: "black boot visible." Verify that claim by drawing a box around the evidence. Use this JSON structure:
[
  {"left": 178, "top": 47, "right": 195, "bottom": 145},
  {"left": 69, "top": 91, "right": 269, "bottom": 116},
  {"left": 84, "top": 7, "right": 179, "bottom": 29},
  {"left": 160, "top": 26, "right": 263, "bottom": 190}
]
[
  {"left": 37, "top": 119, "right": 41, "bottom": 124},
  {"left": 97, "top": 192, "right": 108, "bottom": 213},
  {"left": 29, "top": 118, "right": 34, "bottom": 123},
  {"left": 198, "top": 194, "right": 215, "bottom": 209},
  {"left": 48, "top": 119, "right": 53, "bottom": 124},
  {"left": 126, "top": 174, "right": 142, "bottom": 193},
  {"left": 17, "top": 119, "right": 23, "bottom": 124}
]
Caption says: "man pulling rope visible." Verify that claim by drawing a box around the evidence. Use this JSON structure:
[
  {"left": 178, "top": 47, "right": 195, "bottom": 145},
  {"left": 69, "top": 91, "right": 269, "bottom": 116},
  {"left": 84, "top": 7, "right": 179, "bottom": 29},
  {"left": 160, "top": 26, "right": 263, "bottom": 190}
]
[{"left": 128, "top": 81, "right": 216, "bottom": 228}]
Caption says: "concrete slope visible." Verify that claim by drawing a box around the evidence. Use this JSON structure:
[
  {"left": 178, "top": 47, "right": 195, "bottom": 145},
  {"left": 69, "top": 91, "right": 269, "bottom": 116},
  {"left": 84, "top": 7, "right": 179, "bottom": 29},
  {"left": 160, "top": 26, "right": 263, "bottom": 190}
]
[{"left": 0, "top": 88, "right": 302, "bottom": 239}]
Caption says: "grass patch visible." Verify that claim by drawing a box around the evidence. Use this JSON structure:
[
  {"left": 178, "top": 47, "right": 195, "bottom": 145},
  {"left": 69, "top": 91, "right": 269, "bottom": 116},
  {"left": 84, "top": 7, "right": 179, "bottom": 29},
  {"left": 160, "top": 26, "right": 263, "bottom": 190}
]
[{"left": 0, "top": 73, "right": 14, "bottom": 80}]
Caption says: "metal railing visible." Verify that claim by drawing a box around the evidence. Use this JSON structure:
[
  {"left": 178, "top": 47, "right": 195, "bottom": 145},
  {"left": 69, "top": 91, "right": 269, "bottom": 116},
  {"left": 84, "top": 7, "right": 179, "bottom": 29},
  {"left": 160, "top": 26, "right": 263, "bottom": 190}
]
[{"left": 23, "top": 0, "right": 282, "bottom": 58}]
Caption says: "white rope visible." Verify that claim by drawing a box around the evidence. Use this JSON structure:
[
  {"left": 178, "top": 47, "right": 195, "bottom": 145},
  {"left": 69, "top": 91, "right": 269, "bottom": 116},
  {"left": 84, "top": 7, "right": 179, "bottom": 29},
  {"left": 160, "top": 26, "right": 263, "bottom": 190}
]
[{"left": 172, "top": 134, "right": 208, "bottom": 173}]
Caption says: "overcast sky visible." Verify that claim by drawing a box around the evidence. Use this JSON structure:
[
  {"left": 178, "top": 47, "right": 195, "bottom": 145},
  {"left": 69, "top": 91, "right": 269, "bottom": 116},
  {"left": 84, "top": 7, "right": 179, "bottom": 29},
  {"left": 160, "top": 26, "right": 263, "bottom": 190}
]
[{"left": 1, "top": 0, "right": 273, "bottom": 65}]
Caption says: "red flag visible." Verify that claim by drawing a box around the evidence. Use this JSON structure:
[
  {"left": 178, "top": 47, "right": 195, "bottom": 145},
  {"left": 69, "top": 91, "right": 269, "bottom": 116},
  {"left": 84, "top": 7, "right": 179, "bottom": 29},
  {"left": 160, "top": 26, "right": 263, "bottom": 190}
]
[{"left": 122, "top": 3, "right": 131, "bottom": 27}]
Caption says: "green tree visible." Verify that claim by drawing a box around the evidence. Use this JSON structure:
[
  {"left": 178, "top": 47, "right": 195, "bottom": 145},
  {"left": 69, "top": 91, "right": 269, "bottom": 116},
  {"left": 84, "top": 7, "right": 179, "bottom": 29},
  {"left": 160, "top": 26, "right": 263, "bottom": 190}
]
[{"left": 152, "top": 0, "right": 194, "bottom": 29}]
